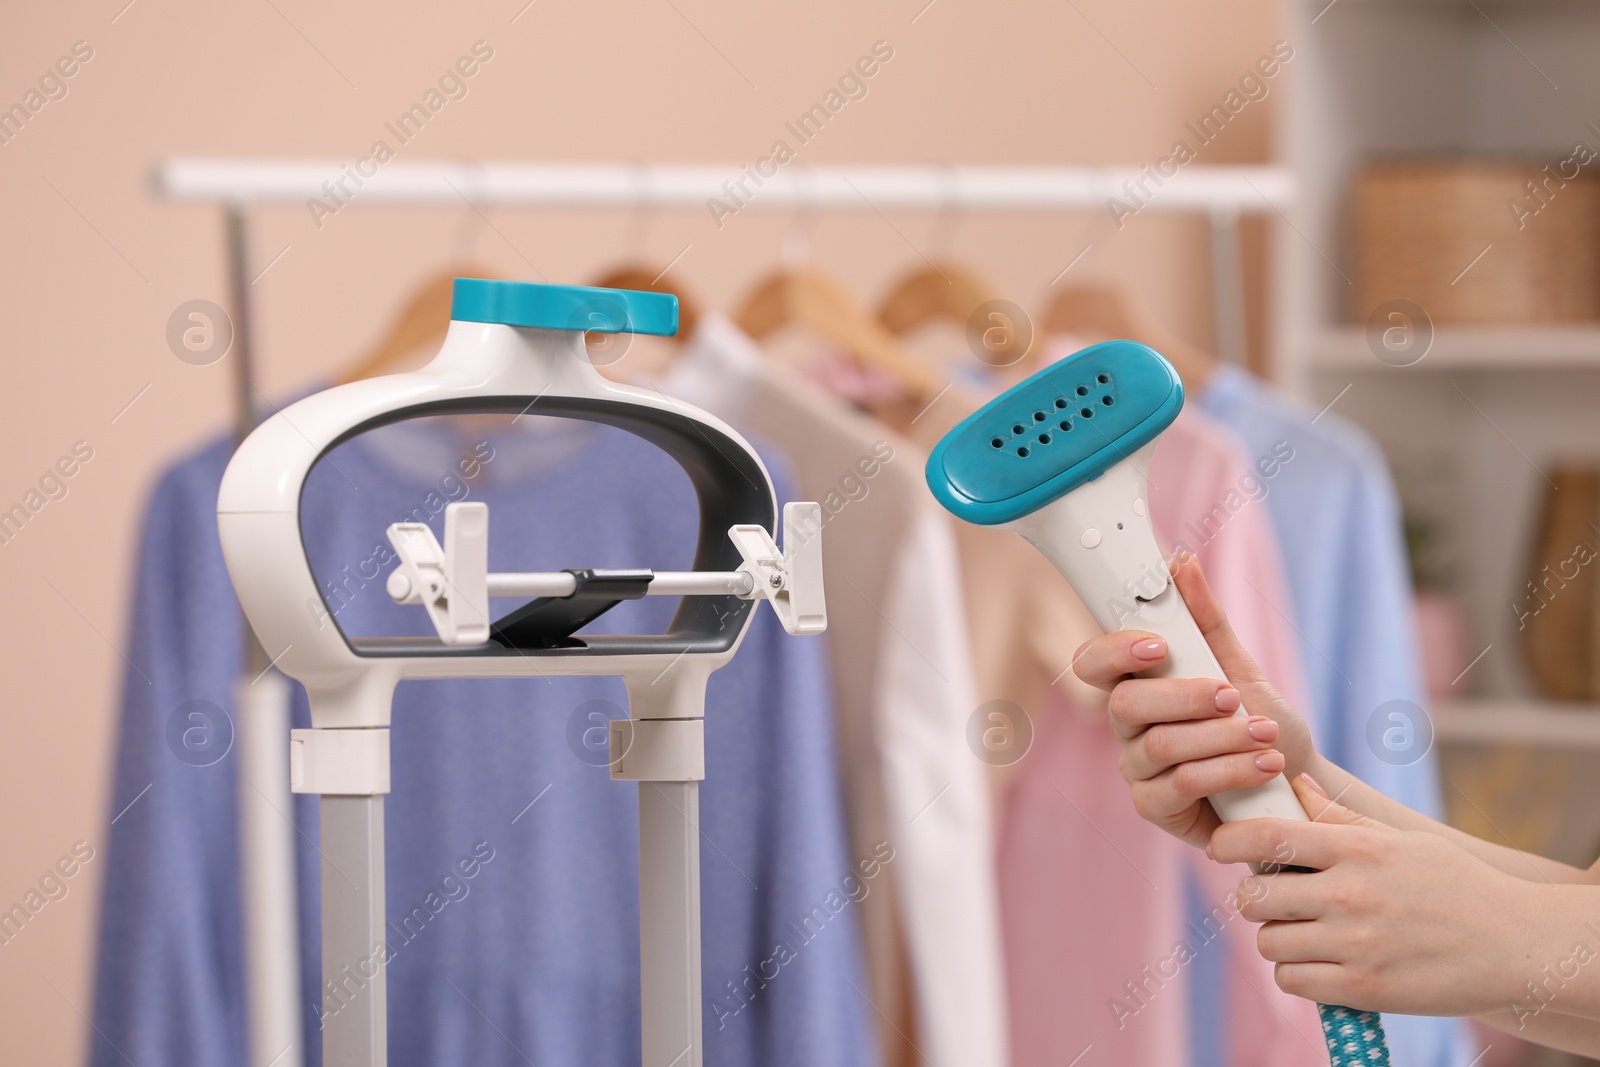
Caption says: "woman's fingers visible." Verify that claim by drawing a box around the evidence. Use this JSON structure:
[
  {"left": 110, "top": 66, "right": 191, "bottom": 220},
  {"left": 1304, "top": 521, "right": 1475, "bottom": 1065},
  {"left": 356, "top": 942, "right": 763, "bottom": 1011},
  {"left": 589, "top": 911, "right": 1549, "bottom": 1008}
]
[
  {"left": 1108, "top": 676, "right": 1244, "bottom": 741},
  {"left": 1236, "top": 871, "right": 1320, "bottom": 923},
  {"left": 1119, "top": 712, "right": 1278, "bottom": 780},
  {"left": 1127, "top": 783, "right": 1223, "bottom": 848},
  {"left": 1072, "top": 631, "right": 1170, "bottom": 690},
  {"left": 1272, "top": 961, "right": 1359, "bottom": 1007},
  {"left": 1287, "top": 771, "right": 1376, "bottom": 828},
  {"left": 1255, "top": 919, "right": 1331, "bottom": 964},
  {"left": 1131, "top": 750, "right": 1286, "bottom": 817},
  {"left": 1210, "top": 816, "right": 1350, "bottom": 873}
]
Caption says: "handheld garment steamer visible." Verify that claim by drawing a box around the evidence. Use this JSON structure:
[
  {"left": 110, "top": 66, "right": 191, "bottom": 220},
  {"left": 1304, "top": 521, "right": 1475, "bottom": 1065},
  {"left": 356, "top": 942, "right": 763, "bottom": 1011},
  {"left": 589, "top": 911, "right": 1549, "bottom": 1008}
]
[
  {"left": 217, "top": 279, "right": 827, "bottom": 1067},
  {"left": 925, "top": 340, "right": 1389, "bottom": 1067}
]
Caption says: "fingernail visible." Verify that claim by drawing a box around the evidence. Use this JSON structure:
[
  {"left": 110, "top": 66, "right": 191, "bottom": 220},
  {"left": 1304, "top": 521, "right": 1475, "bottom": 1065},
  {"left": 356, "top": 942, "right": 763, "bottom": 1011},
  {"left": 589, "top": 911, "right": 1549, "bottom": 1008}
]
[
  {"left": 1205, "top": 841, "right": 1215, "bottom": 861},
  {"left": 1300, "top": 772, "right": 1328, "bottom": 798},
  {"left": 1246, "top": 716, "right": 1278, "bottom": 742},
  {"left": 1254, "top": 751, "right": 1285, "bottom": 773},
  {"left": 1214, "top": 686, "right": 1240, "bottom": 713},
  {"left": 1132, "top": 638, "right": 1166, "bottom": 661}
]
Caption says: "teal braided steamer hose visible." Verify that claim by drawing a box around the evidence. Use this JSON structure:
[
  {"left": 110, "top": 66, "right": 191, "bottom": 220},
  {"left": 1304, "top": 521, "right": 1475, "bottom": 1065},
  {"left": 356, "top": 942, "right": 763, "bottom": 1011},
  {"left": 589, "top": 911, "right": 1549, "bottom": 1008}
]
[
  {"left": 1320, "top": 1004, "right": 1390, "bottom": 1066},
  {"left": 922, "top": 340, "right": 1392, "bottom": 1067}
]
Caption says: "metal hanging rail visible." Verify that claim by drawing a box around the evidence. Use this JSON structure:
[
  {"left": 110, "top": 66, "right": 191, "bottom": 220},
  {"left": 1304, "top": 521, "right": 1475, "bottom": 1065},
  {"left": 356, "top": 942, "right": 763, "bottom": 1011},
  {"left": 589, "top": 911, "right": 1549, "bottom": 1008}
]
[{"left": 157, "top": 158, "right": 1292, "bottom": 213}]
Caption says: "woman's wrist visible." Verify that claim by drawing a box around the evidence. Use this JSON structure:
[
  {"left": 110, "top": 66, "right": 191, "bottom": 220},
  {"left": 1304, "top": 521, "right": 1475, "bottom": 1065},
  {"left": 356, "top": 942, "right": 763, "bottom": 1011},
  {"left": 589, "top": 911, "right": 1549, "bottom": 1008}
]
[{"left": 1490, "top": 880, "right": 1600, "bottom": 1027}]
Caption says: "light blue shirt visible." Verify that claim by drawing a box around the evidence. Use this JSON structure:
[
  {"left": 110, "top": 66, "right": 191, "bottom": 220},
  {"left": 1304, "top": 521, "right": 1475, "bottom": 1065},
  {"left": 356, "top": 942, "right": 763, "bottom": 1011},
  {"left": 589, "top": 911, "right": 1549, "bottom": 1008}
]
[
  {"left": 91, "top": 416, "right": 877, "bottom": 1067},
  {"left": 1191, "top": 364, "right": 1472, "bottom": 1067}
]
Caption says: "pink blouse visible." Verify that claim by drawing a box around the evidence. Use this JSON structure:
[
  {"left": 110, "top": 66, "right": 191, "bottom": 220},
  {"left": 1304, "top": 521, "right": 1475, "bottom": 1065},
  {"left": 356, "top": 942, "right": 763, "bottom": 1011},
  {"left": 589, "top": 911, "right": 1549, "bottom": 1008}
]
[{"left": 998, "top": 406, "right": 1326, "bottom": 1067}]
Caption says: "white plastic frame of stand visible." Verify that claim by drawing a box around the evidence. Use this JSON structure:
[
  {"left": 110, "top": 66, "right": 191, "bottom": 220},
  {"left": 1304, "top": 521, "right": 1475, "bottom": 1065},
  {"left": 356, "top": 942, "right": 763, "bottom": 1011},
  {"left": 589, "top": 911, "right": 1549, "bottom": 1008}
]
[{"left": 217, "top": 279, "right": 824, "bottom": 1067}]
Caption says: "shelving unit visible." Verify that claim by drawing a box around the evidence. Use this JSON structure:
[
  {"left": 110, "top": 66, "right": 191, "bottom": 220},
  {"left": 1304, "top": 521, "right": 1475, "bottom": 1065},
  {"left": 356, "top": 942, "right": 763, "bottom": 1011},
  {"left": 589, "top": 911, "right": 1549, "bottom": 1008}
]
[
  {"left": 1277, "top": 0, "right": 1600, "bottom": 703},
  {"left": 1278, "top": 15, "right": 1600, "bottom": 1056},
  {"left": 1435, "top": 699, "right": 1600, "bottom": 748},
  {"left": 1305, "top": 327, "right": 1600, "bottom": 371}
]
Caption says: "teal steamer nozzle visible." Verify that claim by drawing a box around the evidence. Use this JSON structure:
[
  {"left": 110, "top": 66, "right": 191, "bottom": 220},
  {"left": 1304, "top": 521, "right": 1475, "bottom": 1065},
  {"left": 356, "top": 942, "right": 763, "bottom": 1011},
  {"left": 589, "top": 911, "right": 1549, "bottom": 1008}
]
[{"left": 925, "top": 340, "right": 1390, "bottom": 1067}]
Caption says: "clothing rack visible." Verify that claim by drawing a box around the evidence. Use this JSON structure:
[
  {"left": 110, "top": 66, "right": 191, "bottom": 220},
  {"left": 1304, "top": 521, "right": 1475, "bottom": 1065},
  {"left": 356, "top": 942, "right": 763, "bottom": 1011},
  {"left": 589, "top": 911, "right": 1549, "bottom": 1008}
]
[{"left": 156, "top": 157, "right": 1291, "bottom": 1067}]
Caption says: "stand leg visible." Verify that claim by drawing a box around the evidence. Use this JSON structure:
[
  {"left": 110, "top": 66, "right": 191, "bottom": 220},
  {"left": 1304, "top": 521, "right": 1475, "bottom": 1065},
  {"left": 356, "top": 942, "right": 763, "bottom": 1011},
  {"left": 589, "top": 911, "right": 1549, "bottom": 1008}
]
[
  {"left": 237, "top": 673, "right": 306, "bottom": 1067},
  {"left": 638, "top": 781, "right": 703, "bottom": 1067},
  {"left": 320, "top": 795, "right": 388, "bottom": 1067}
]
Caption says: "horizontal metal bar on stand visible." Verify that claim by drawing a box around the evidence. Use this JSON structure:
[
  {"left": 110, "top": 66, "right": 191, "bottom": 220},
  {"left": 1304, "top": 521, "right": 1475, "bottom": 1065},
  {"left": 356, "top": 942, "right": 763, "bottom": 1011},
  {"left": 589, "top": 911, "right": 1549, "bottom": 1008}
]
[{"left": 485, "top": 570, "right": 756, "bottom": 599}]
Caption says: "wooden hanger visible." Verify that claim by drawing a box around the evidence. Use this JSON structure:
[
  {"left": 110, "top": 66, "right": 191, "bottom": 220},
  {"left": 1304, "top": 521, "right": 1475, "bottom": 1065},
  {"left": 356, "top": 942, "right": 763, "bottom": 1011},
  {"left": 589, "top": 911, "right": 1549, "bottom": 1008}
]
[
  {"left": 1039, "top": 282, "right": 1214, "bottom": 391},
  {"left": 876, "top": 260, "right": 996, "bottom": 337},
  {"left": 589, "top": 263, "right": 700, "bottom": 340},
  {"left": 878, "top": 260, "right": 1044, "bottom": 371},
  {"left": 338, "top": 264, "right": 499, "bottom": 384},
  {"left": 734, "top": 266, "right": 940, "bottom": 399}
]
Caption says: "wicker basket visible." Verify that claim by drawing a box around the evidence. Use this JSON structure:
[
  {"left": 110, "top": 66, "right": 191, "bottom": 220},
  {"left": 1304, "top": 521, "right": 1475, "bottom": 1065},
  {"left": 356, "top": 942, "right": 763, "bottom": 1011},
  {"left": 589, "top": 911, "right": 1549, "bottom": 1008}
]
[
  {"left": 1354, "top": 160, "right": 1600, "bottom": 324},
  {"left": 1521, "top": 466, "right": 1600, "bottom": 702}
]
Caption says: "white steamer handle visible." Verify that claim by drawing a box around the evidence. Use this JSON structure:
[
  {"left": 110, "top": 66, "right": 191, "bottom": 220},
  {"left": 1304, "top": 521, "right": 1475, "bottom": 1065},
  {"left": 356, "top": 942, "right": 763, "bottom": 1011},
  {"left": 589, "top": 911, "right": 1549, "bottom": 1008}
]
[
  {"left": 1109, "top": 574, "right": 1307, "bottom": 824},
  {"left": 1008, "top": 449, "right": 1309, "bottom": 827}
]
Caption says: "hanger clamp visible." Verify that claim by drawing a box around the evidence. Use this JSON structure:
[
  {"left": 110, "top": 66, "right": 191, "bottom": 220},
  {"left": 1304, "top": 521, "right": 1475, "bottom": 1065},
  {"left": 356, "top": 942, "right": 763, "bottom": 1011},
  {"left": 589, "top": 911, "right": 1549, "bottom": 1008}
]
[{"left": 383, "top": 501, "right": 827, "bottom": 645}]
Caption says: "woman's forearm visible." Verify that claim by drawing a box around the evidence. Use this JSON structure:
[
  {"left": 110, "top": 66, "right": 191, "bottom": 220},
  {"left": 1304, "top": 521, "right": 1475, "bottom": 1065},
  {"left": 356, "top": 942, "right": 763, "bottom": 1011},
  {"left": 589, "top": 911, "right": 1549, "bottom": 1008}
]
[
  {"left": 1307, "top": 755, "right": 1595, "bottom": 885},
  {"left": 1469, "top": 880, "right": 1600, "bottom": 1045},
  {"left": 1477, "top": 1007, "right": 1600, "bottom": 1058}
]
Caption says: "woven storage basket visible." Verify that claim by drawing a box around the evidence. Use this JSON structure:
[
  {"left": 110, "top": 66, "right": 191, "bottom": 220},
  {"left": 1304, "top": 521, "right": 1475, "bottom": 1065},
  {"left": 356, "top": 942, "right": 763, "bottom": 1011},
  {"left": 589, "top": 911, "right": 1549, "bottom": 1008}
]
[
  {"left": 1521, "top": 466, "right": 1600, "bottom": 702},
  {"left": 1355, "top": 160, "right": 1600, "bottom": 324}
]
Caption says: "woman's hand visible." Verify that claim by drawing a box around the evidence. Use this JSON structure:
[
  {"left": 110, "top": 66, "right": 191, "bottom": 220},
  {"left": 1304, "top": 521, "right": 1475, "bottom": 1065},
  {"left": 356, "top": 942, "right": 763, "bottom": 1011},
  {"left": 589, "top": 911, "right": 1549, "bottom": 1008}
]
[
  {"left": 1072, "top": 553, "right": 1319, "bottom": 849},
  {"left": 1215, "top": 775, "right": 1552, "bottom": 1017}
]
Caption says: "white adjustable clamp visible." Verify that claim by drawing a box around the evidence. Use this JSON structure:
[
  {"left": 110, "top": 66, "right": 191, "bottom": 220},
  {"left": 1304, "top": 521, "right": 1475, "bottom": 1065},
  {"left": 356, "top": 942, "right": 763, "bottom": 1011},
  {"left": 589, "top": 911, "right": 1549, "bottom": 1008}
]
[
  {"left": 384, "top": 503, "right": 490, "bottom": 646},
  {"left": 729, "top": 502, "right": 827, "bottom": 637}
]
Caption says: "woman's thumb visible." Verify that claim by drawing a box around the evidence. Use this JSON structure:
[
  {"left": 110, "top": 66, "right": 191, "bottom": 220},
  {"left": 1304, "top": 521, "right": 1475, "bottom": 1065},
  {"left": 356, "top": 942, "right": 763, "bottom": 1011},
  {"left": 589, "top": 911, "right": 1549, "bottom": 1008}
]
[
  {"left": 1291, "top": 772, "right": 1372, "bottom": 826},
  {"left": 1170, "top": 553, "right": 1267, "bottom": 686}
]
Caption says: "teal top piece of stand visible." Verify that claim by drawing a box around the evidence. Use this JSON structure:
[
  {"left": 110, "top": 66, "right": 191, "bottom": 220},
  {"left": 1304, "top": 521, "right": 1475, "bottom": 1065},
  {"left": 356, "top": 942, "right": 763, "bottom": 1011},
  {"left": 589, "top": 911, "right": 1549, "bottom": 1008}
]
[{"left": 450, "top": 278, "right": 680, "bottom": 336}]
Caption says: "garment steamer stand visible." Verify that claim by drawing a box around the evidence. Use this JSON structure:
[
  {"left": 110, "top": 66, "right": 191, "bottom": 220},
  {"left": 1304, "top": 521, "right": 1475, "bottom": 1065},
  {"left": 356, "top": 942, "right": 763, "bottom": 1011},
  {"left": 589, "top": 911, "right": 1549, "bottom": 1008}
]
[{"left": 217, "top": 279, "right": 827, "bottom": 1067}]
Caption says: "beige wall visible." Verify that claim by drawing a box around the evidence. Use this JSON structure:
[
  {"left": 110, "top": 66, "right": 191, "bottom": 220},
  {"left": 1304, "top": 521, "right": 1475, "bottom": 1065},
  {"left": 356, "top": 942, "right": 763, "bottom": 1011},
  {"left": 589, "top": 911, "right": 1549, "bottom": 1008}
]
[{"left": 0, "top": 0, "right": 1277, "bottom": 1059}]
